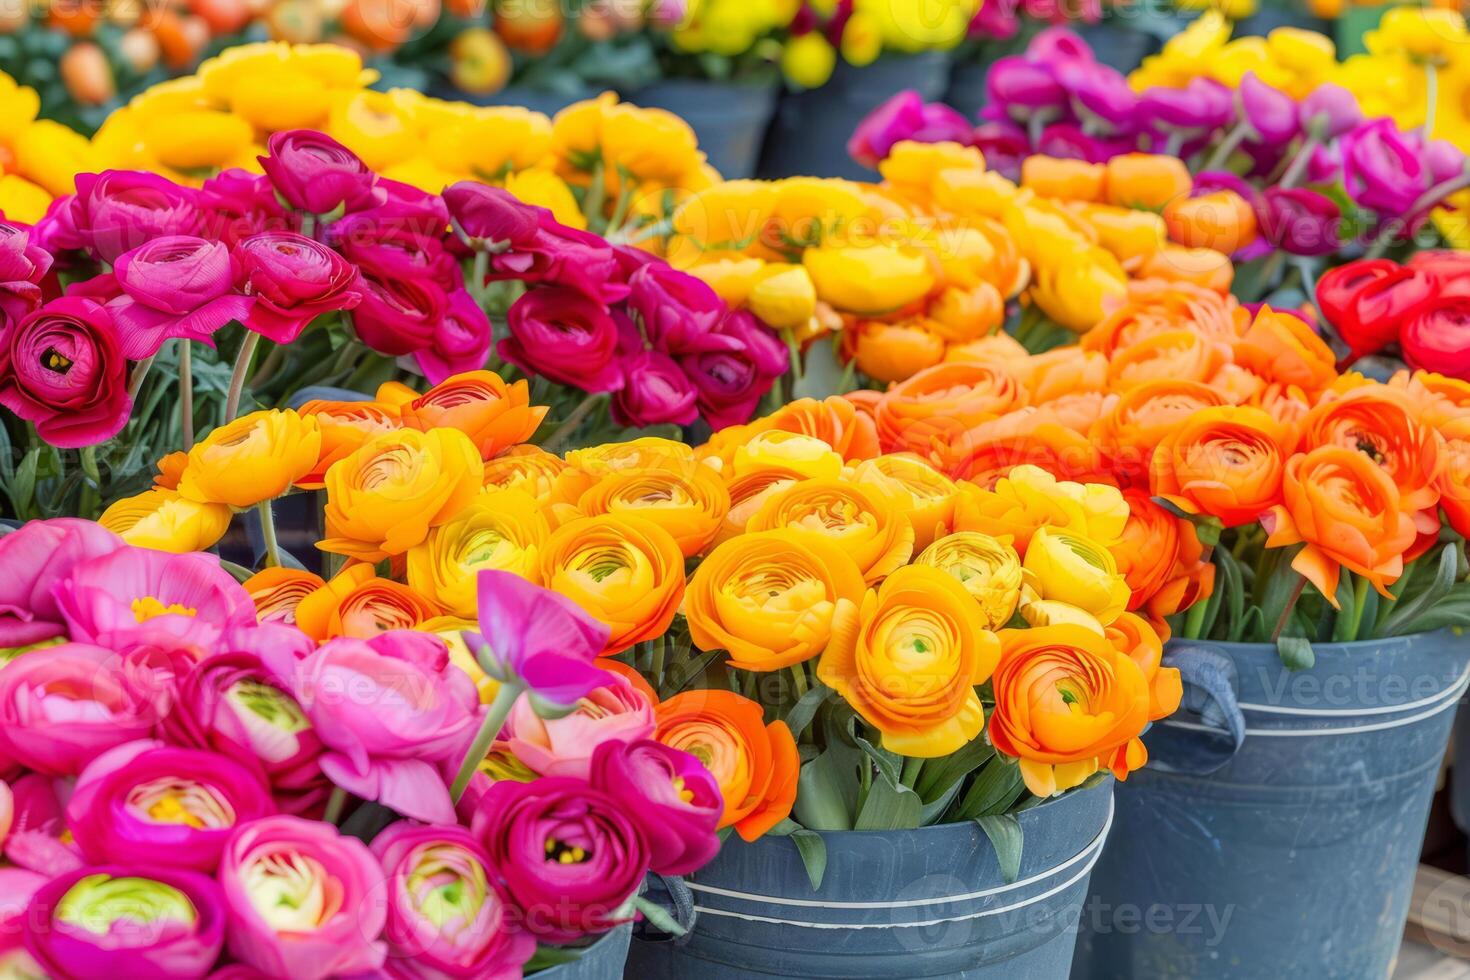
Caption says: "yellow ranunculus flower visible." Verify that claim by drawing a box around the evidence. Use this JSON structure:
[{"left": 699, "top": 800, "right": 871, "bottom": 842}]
[
  {"left": 687, "top": 529, "right": 866, "bottom": 671},
  {"left": 952, "top": 463, "right": 1128, "bottom": 552},
  {"left": 686, "top": 255, "right": 767, "bottom": 306},
  {"left": 782, "top": 32, "right": 837, "bottom": 90},
  {"left": 747, "top": 264, "right": 818, "bottom": 331},
  {"left": 879, "top": 140, "right": 985, "bottom": 206},
  {"left": 504, "top": 168, "right": 586, "bottom": 230},
  {"left": 732, "top": 431, "right": 844, "bottom": 481},
  {"left": 100, "top": 488, "right": 233, "bottom": 553},
  {"left": 419, "top": 614, "right": 500, "bottom": 703},
  {"left": 672, "top": 180, "right": 778, "bottom": 253},
  {"left": 861, "top": 0, "right": 977, "bottom": 52},
  {"left": 602, "top": 102, "right": 703, "bottom": 183},
  {"left": 933, "top": 168, "right": 1021, "bottom": 221},
  {"left": 1366, "top": 7, "right": 1467, "bottom": 64},
  {"left": 481, "top": 445, "right": 577, "bottom": 502},
  {"left": 178, "top": 410, "right": 322, "bottom": 510},
  {"left": 803, "top": 243, "right": 935, "bottom": 316},
  {"left": 551, "top": 92, "right": 616, "bottom": 171},
  {"left": 841, "top": 10, "right": 884, "bottom": 66},
  {"left": 0, "top": 73, "right": 39, "bottom": 144},
  {"left": 0, "top": 176, "right": 51, "bottom": 226},
  {"left": 818, "top": 564, "right": 1000, "bottom": 757},
  {"left": 914, "top": 531, "right": 1022, "bottom": 630},
  {"left": 1017, "top": 588, "right": 1107, "bottom": 635},
  {"left": 143, "top": 111, "right": 254, "bottom": 171},
  {"left": 231, "top": 70, "right": 333, "bottom": 132},
  {"left": 748, "top": 478, "right": 914, "bottom": 583},
  {"left": 319, "top": 427, "right": 484, "bottom": 562},
  {"left": 444, "top": 107, "right": 554, "bottom": 178},
  {"left": 406, "top": 489, "right": 550, "bottom": 617},
  {"left": 1022, "top": 526, "right": 1131, "bottom": 627},
  {"left": 1074, "top": 204, "right": 1167, "bottom": 270},
  {"left": 577, "top": 464, "right": 731, "bottom": 558},
  {"left": 14, "top": 121, "right": 94, "bottom": 197},
  {"left": 1030, "top": 244, "right": 1128, "bottom": 333},
  {"left": 327, "top": 90, "right": 417, "bottom": 171},
  {"left": 565, "top": 436, "right": 697, "bottom": 476},
  {"left": 851, "top": 453, "right": 957, "bottom": 548},
  {"left": 538, "top": 513, "right": 685, "bottom": 653}
]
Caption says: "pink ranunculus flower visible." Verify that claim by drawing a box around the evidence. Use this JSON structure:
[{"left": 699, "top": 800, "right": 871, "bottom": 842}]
[
  {"left": 54, "top": 545, "right": 257, "bottom": 652},
  {"left": 108, "top": 235, "right": 255, "bottom": 359},
  {"left": 0, "top": 517, "right": 122, "bottom": 649},
  {"left": 0, "top": 222, "right": 53, "bottom": 328},
  {"left": 198, "top": 167, "right": 296, "bottom": 246},
  {"left": 610, "top": 348, "right": 700, "bottom": 428},
  {"left": 414, "top": 288, "right": 493, "bottom": 386},
  {"left": 66, "top": 740, "right": 276, "bottom": 872},
  {"left": 590, "top": 739, "right": 722, "bottom": 876},
  {"left": 338, "top": 216, "right": 461, "bottom": 293},
  {"left": 260, "top": 631, "right": 479, "bottom": 824},
  {"left": 237, "top": 231, "right": 363, "bottom": 344},
  {"left": 51, "top": 170, "right": 204, "bottom": 263},
  {"left": 258, "top": 130, "right": 383, "bottom": 217},
  {"left": 0, "top": 644, "right": 157, "bottom": 775},
  {"left": 680, "top": 309, "right": 789, "bottom": 430},
  {"left": 490, "top": 215, "right": 630, "bottom": 305},
  {"left": 351, "top": 272, "right": 447, "bottom": 357},
  {"left": 25, "top": 865, "right": 227, "bottom": 978},
  {"left": 0, "top": 866, "right": 46, "bottom": 976},
  {"left": 0, "top": 296, "right": 132, "bottom": 448},
  {"left": 500, "top": 285, "right": 624, "bottom": 393},
  {"left": 444, "top": 182, "right": 545, "bottom": 250},
  {"left": 371, "top": 823, "right": 536, "bottom": 980},
  {"left": 848, "top": 91, "right": 974, "bottom": 169},
  {"left": 501, "top": 672, "right": 654, "bottom": 779},
  {"left": 219, "top": 815, "right": 387, "bottom": 980},
  {"left": 4, "top": 774, "right": 82, "bottom": 877},
  {"left": 626, "top": 261, "right": 730, "bottom": 355}
]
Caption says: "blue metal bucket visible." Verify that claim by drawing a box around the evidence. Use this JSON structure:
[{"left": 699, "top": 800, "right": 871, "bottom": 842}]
[
  {"left": 630, "top": 80, "right": 778, "bottom": 179},
  {"left": 1074, "top": 632, "right": 1470, "bottom": 979},
  {"left": 628, "top": 778, "right": 1113, "bottom": 978},
  {"left": 537, "top": 923, "right": 631, "bottom": 979}
]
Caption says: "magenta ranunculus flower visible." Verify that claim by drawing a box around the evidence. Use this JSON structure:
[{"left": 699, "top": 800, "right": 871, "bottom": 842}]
[
  {"left": 260, "top": 630, "right": 479, "bottom": 824},
  {"left": 500, "top": 285, "right": 624, "bottom": 393},
  {"left": 55, "top": 170, "right": 204, "bottom": 263},
  {"left": 1138, "top": 77, "right": 1233, "bottom": 134},
  {"left": 0, "top": 222, "right": 53, "bottom": 328},
  {"left": 490, "top": 217, "right": 630, "bottom": 305},
  {"left": 66, "top": 740, "right": 275, "bottom": 872},
  {"left": 589, "top": 739, "right": 722, "bottom": 876},
  {"left": 0, "top": 867, "right": 46, "bottom": 976},
  {"left": 1238, "top": 72, "right": 1299, "bottom": 146},
  {"left": 415, "top": 288, "right": 493, "bottom": 386},
  {"left": 987, "top": 56, "right": 1066, "bottom": 119},
  {"left": 627, "top": 261, "right": 731, "bottom": 355},
  {"left": 371, "top": 823, "right": 536, "bottom": 980},
  {"left": 848, "top": 90, "right": 974, "bottom": 169},
  {"left": 680, "top": 309, "right": 789, "bottom": 430},
  {"left": 1257, "top": 187, "right": 1343, "bottom": 257},
  {"left": 54, "top": 546, "right": 257, "bottom": 651},
  {"left": 237, "top": 231, "right": 363, "bottom": 344},
  {"left": 1340, "top": 118, "right": 1425, "bottom": 217},
  {"left": 501, "top": 672, "right": 654, "bottom": 779},
  {"left": 1299, "top": 83, "right": 1363, "bottom": 139},
  {"left": 219, "top": 815, "right": 387, "bottom": 980},
  {"left": 25, "top": 865, "right": 227, "bottom": 978},
  {"left": 610, "top": 349, "right": 699, "bottom": 428},
  {"left": 5, "top": 774, "right": 82, "bottom": 877},
  {"left": 444, "top": 182, "right": 545, "bottom": 249},
  {"left": 0, "top": 644, "right": 157, "bottom": 775},
  {"left": 198, "top": 168, "right": 295, "bottom": 246},
  {"left": 259, "top": 130, "right": 383, "bottom": 217},
  {"left": 471, "top": 777, "right": 649, "bottom": 942},
  {"left": 352, "top": 272, "right": 447, "bottom": 358},
  {"left": 338, "top": 219, "right": 461, "bottom": 293},
  {"left": 108, "top": 236, "right": 254, "bottom": 359},
  {"left": 0, "top": 518, "right": 122, "bottom": 648},
  {"left": 0, "top": 296, "right": 132, "bottom": 448}
]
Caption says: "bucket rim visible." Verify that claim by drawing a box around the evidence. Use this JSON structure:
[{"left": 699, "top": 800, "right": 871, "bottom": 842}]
[{"left": 1163, "top": 628, "right": 1453, "bottom": 659}]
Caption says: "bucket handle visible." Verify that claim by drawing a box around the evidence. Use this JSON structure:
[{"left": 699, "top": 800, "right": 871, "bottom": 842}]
[
  {"left": 635, "top": 873, "right": 698, "bottom": 946},
  {"left": 1148, "top": 642, "right": 1247, "bottom": 775}
]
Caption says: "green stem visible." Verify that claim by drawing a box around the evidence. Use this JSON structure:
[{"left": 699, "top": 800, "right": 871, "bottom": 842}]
[
  {"left": 301, "top": 212, "right": 318, "bottom": 241},
  {"left": 322, "top": 786, "right": 347, "bottom": 825},
  {"left": 1346, "top": 574, "right": 1370, "bottom": 642},
  {"left": 543, "top": 392, "right": 606, "bottom": 453},
  {"left": 650, "top": 634, "right": 667, "bottom": 691},
  {"left": 1278, "top": 135, "right": 1320, "bottom": 190},
  {"left": 605, "top": 182, "right": 634, "bottom": 238},
  {"left": 178, "top": 339, "right": 195, "bottom": 448},
  {"left": 789, "top": 664, "right": 809, "bottom": 699},
  {"left": 1182, "top": 595, "right": 1209, "bottom": 640},
  {"left": 225, "top": 332, "right": 261, "bottom": 421},
  {"left": 450, "top": 683, "right": 522, "bottom": 803},
  {"left": 1203, "top": 120, "right": 1251, "bottom": 172},
  {"left": 1270, "top": 573, "right": 1308, "bottom": 642},
  {"left": 900, "top": 756, "right": 924, "bottom": 788},
  {"left": 585, "top": 160, "right": 607, "bottom": 233},
  {"left": 126, "top": 356, "right": 155, "bottom": 401},
  {"left": 78, "top": 445, "right": 100, "bottom": 518},
  {"left": 471, "top": 249, "right": 490, "bottom": 308},
  {"left": 257, "top": 499, "right": 282, "bottom": 569},
  {"left": 1425, "top": 62, "right": 1439, "bottom": 140}
]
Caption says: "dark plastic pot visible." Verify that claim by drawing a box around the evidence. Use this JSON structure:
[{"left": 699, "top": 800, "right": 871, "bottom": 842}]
[
  {"left": 630, "top": 79, "right": 779, "bottom": 179},
  {"left": 628, "top": 778, "right": 1113, "bottom": 978},
  {"left": 758, "top": 51, "right": 953, "bottom": 180},
  {"left": 1074, "top": 632, "right": 1470, "bottom": 979},
  {"left": 537, "top": 923, "right": 631, "bottom": 979}
]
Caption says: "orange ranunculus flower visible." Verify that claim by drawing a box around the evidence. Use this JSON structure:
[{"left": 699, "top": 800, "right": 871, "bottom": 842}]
[
  {"left": 1437, "top": 417, "right": 1470, "bottom": 538},
  {"left": 1106, "top": 329, "right": 1230, "bottom": 391},
  {"left": 153, "top": 451, "right": 188, "bottom": 490},
  {"left": 406, "top": 488, "right": 551, "bottom": 617},
  {"left": 849, "top": 320, "right": 945, "bottom": 383},
  {"left": 1137, "top": 246, "right": 1234, "bottom": 294},
  {"left": 1252, "top": 382, "right": 1314, "bottom": 432},
  {"left": 951, "top": 463, "right": 1128, "bottom": 554},
  {"left": 482, "top": 444, "right": 575, "bottom": 501},
  {"left": 576, "top": 464, "right": 731, "bottom": 558},
  {"left": 99, "top": 488, "right": 232, "bottom": 553},
  {"left": 1233, "top": 306, "right": 1336, "bottom": 396},
  {"left": 730, "top": 431, "right": 843, "bottom": 482},
  {"left": 747, "top": 478, "right": 914, "bottom": 584},
  {"left": 1023, "top": 347, "right": 1108, "bottom": 404},
  {"left": 178, "top": 409, "right": 322, "bottom": 508},
  {"left": 538, "top": 514, "right": 685, "bottom": 653},
  {"left": 375, "top": 380, "right": 419, "bottom": 409},
  {"left": 1264, "top": 446, "right": 1418, "bottom": 602},
  {"left": 654, "top": 689, "right": 798, "bottom": 841},
  {"left": 716, "top": 467, "right": 804, "bottom": 546},
  {"left": 944, "top": 330, "right": 1033, "bottom": 372},
  {"left": 818, "top": 565, "right": 1000, "bottom": 757},
  {"left": 1071, "top": 204, "right": 1167, "bottom": 271},
  {"left": 1103, "top": 153, "right": 1192, "bottom": 210},
  {"left": 737, "top": 395, "right": 881, "bottom": 462},
  {"left": 564, "top": 436, "right": 696, "bottom": 477},
  {"left": 874, "top": 361, "right": 1028, "bottom": 463},
  {"left": 398, "top": 370, "right": 548, "bottom": 461},
  {"left": 318, "top": 427, "right": 484, "bottom": 561},
  {"left": 293, "top": 564, "right": 445, "bottom": 641},
  {"left": 1104, "top": 612, "right": 1183, "bottom": 722},
  {"left": 295, "top": 399, "right": 402, "bottom": 490},
  {"left": 1091, "top": 379, "right": 1228, "bottom": 480},
  {"left": 947, "top": 413, "right": 1101, "bottom": 488},
  {"left": 928, "top": 282, "right": 1005, "bottom": 344},
  {"left": 1299, "top": 385, "right": 1444, "bottom": 516},
  {"left": 1113, "top": 490, "right": 1214, "bottom": 623},
  {"left": 1149, "top": 405, "right": 1292, "bottom": 526},
  {"left": 1082, "top": 280, "right": 1246, "bottom": 360},
  {"left": 851, "top": 453, "right": 958, "bottom": 548},
  {"left": 1021, "top": 156, "right": 1105, "bottom": 201},
  {"left": 686, "top": 530, "right": 866, "bottom": 671},
  {"left": 1035, "top": 392, "right": 1113, "bottom": 433},
  {"left": 989, "top": 624, "right": 1152, "bottom": 797},
  {"left": 913, "top": 531, "right": 1023, "bottom": 630},
  {"left": 243, "top": 567, "right": 327, "bottom": 626},
  {"left": 1392, "top": 370, "right": 1470, "bottom": 428},
  {"left": 1164, "top": 189, "right": 1258, "bottom": 255}
]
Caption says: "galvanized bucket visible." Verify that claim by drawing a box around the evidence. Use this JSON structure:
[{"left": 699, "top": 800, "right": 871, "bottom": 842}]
[
  {"left": 1074, "top": 632, "right": 1470, "bottom": 979},
  {"left": 537, "top": 923, "right": 631, "bottom": 979},
  {"left": 631, "top": 80, "right": 779, "bottom": 179},
  {"left": 627, "top": 778, "right": 1113, "bottom": 978}
]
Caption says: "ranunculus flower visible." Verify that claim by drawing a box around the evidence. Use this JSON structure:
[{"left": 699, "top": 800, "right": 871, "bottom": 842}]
[
  {"left": 338, "top": 219, "right": 460, "bottom": 294},
  {"left": 686, "top": 530, "right": 865, "bottom": 671},
  {"left": 1317, "top": 258, "right": 1434, "bottom": 360},
  {"left": 61, "top": 170, "right": 204, "bottom": 262},
  {"left": 198, "top": 168, "right": 295, "bottom": 246},
  {"left": 98, "top": 487, "right": 232, "bottom": 553},
  {"left": 444, "top": 181, "right": 545, "bottom": 249},
  {"left": 415, "top": 289, "right": 495, "bottom": 386},
  {"left": 1149, "top": 405, "right": 1292, "bottom": 527},
  {"left": 470, "top": 777, "right": 648, "bottom": 942},
  {"left": 0, "top": 867, "right": 44, "bottom": 973},
  {"left": 399, "top": 371, "right": 546, "bottom": 462},
  {"left": 989, "top": 624, "right": 1151, "bottom": 796},
  {"left": 1091, "top": 376, "right": 1228, "bottom": 478},
  {"left": 0, "top": 222, "right": 52, "bottom": 327},
  {"left": 370, "top": 823, "right": 535, "bottom": 979},
  {"left": 294, "top": 398, "right": 402, "bottom": 490},
  {"left": 610, "top": 349, "right": 700, "bottom": 428},
  {"left": 748, "top": 478, "right": 914, "bottom": 584},
  {"left": 500, "top": 672, "right": 654, "bottom": 779},
  {"left": 681, "top": 310, "right": 791, "bottom": 430},
  {"left": 1234, "top": 305, "right": 1337, "bottom": 395},
  {"left": 108, "top": 236, "right": 253, "bottom": 359},
  {"left": 259, "top": 129, "right": 382, "bottom": 216},
  {"left": 318, "top": 427, "right": 484, "bottom": 562},
  {"left": 490, "top": 215, "right": 630, "bottom": 305},
  {"left": 66, "top": 740, "right": 275, "bottom": 871},
  {"left": 1020, "top": 526, "right": 1130, "bottom": 629},
  {"left": 852, "top": 453, "right": 959, "bottom": 548},
  {"left": 873, "top": 361, "right": 1029, "bottom": 462},
  {"left": 818, "top": 564, "right": 1000, "bottom": 758},
  {"left": 352, "top": 272, "right": 448, "bottom": 358},
  {"left": 219, "top": 815, "right": 387, "bottom": 979},
  {"left": 0, "top": 644, "right": 157, "bottom": 774},
  {"left": 1256, "top": 187, "right": 1342, "bottom": 256},
  {"left": 1238, "top": 72, "right": 1299, "bottom": 145},
  {"left": 500, "top": 286, "right": 623, "bottom": 393},
  {"left": 237, "top": 231, "right": 363, "bottom": 344},
  {"left": 177, "top": 408, "right": 322, "bottom": 509},
  {"left": 627, "top": 260, "right": 729, "bottom": 355},
  {"left": 589, "top": 739, "right": 722, "bottom": 876},
  {"left": 1402, "top": 295, "right": 1470, "bottom": 379},
  {"left": 987, "top": 56, "right": 1066, "bottom": 116},
  {"left": 1113, "top": 490, "right": 1213, "bottom": 624},
  {"left": 406, "top": 490, "right": 549, "bottom": 617},
  {"left": 1138, "top": 77, "right": 1232, "bottom": 135},
  {"left": 1299, "top": 385, "right": 1444, "bottom": 515},
  {"left": 913, "top": 531, "right": 1023, "bottom": 630},
  {"left": 1105, "top": 612, "right": 1183, "bottom": 722},
  {"left": 1341, "top": 118, "right": 1425, "bottom": 216},
  {"left": 292, "top": 564, "right": 443, "bottom": 641},
  {"left": 538, "top": 515, "right": 685, "bottom": 655},
  {"left": 653, "top": 689, "right": 798, "bottom": 841},
  {"left": 24, "top": 865, "right": 227, "bottom": 978},
  {"left": 0, "top": 518, "right": 121, "bottom": 649},
  {"left": 241, "top": 568, "right": 326, "bottom": 626},
  {"left": 0, "top": 296, "right": 132, "bottom": 448},
  {"left": 261, "top": 630, "right": 479, "bottom": 823},
  {"left": 6, "top": 774, "right": 81, "bottom": 877},
  {"left": 849, "top": 91, "right": 974, "bottom": 169},
  {"left": 576, "top": 464, "right": 729, "bottom": 558},
  {"left": 1299, "top": 82, "right": 1363, "bottom": 139}
]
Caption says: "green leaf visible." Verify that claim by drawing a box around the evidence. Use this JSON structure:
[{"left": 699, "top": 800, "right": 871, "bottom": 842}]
[
  {"left": 852, "top": 732, "right": 902, "bottom": 789},
  {"left": 919, "top": 782, "right": 965, "bottom": 826},
  {"left": 783, "top": 681, "right": 830, "bottom": 739},
  {"left": 1217, "top": 547, "right": 1246, "bottom": 643},
  {"left": 1191, "top": 516, "right": 1224, "bottom": 548},
  {"left": 1277, "top": 635, "right": 1315, "bottom": 671},
  {"left": 794, "top": 750, "right": 856, "bottom": 831},
  {"left": 789, "top": 829, "right": 828, "bottom": 890},
  {"left": 633, "top": 895, "right": 687, "bottom": 938},
  {"left": 524, "top": 945, "right": 585, "bottom": 971},
  {"left": 952, "top": 756, "right": 1025, "bottom": 820},
  {"left": 976, "top": 814, "right": 1024, "bottom": 884},
  {"left": 218, "top": 560, "right": 256, "bottom": 585},
  {"left": 792, "top": 335, "right": 846, "bottom": 400},
  {"left": 1380, "top": 543, "right": 1460, "bottom": 637},
  {"left": 913, "top": 737, "right": 995, "bottom": 804},
  {"left": 10, "top": 443, "right": 39, "bottom": 520},
  {"left": 854, "top": 772, "right": 923, "bottom": 830}
]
